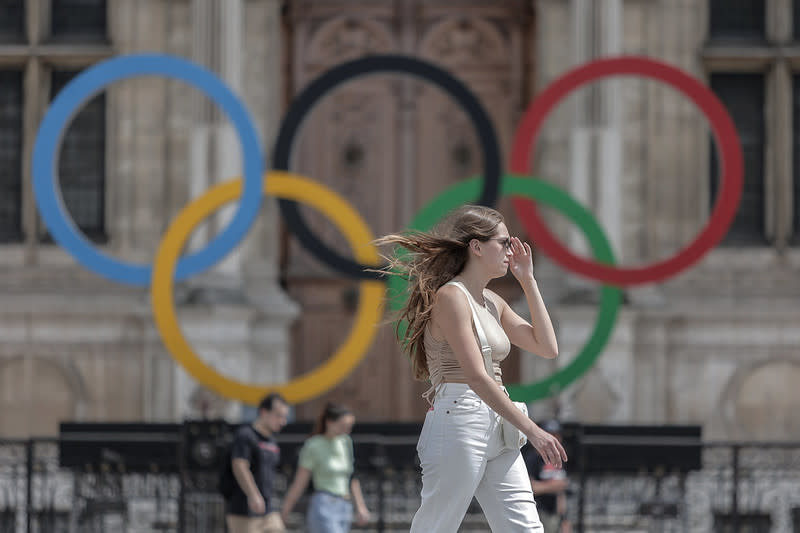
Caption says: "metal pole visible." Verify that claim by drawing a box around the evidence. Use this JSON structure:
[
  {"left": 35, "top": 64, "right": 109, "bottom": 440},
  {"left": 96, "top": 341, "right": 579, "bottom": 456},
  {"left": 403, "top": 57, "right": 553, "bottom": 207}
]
[
  {"left": 377, "top": 468, "right": 385, "bottom": 533},
  {"left": 25, "top": 440, "right": 33, "bottom": 533},
  {"left": 577, "top": 427, "right": 586, "bottom": 533},
  {"left": 654, "top": 469, "right": 664, "bottom": 533},
  {"left": 374, "top": 442, "right": 386, "bottom": 533},
  {"left": 178, "top": 433, "right": 186, "bottom": 533},
  {"left": 680, "top": 472, "right": 688, "bottom": 533},
  {"left": 731, "top": 445, "right": 739, "bottom": 533}
]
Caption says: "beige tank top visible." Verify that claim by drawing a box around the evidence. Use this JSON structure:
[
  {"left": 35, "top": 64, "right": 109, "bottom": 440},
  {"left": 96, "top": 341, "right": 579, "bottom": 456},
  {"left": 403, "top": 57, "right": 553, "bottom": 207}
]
[{"left": 422, "top": 281, "right": 511, "bottom": 402}]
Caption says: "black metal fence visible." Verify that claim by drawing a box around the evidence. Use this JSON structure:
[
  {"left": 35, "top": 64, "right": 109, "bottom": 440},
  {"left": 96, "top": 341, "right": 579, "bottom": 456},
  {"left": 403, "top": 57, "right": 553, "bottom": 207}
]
[{"left": 0, "top": 427, "right": 799, "bottom": 533}]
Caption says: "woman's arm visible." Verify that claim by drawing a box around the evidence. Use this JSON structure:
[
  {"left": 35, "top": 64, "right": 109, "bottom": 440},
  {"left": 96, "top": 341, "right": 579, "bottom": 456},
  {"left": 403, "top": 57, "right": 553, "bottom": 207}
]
[
  {"left": 492, "top": 277, "right": 558, "bottom": 358},
  {"left": 350, "top": 477, "right": 371, "bottom": 525},
  {"left": 280, "top": 466, "right": 312, "bottom": 523},
  {"left": 498, "top": 237, "right": 558, "bottom": 358},
  {"left": 433, "top": 285, "right": 567, "bottom": 467}
]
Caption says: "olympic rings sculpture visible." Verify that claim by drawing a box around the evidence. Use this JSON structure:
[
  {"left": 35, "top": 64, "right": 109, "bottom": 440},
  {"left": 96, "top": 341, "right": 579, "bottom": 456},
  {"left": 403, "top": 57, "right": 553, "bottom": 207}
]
[{"left": 32, "top": 53, "right": 742, "bottom": 405}]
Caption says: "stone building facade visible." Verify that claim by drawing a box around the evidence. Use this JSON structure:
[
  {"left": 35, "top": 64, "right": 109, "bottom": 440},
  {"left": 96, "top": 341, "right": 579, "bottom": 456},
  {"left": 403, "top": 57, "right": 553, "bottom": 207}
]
[
  {"left": 0, "top": 0, "right": 797, "bottom": 441},
  {"left": 0, "top": 0, "right": 297, "bottom": 437},
  {"left": 526, "top": 0, "right": 800, "bottom": 441}
]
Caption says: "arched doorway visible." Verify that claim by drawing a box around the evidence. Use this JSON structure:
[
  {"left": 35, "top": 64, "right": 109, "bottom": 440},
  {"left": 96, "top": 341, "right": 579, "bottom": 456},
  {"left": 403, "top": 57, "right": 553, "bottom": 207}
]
[{"left": 0, "top": 356, "right": 84, "bottom": 437}]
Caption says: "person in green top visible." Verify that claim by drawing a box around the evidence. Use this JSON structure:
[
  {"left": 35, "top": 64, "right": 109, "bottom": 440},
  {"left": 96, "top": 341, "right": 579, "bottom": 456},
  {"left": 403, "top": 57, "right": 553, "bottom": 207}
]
[{"left": 281, "top": 403, "right": 371, "bottom": 532}]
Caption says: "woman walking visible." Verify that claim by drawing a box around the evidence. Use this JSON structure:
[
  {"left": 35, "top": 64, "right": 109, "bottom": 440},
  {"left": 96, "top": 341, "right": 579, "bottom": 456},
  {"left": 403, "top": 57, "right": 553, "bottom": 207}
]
[
  {"left": 280, "top": 403, "right": 370, "bottom": 533},
  {"left": 378, "top": 205, "right": 568, "bottom": 532}
]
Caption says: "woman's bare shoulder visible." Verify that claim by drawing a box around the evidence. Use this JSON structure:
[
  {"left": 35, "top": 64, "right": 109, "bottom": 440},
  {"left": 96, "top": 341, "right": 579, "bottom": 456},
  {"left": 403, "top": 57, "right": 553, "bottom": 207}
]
[
  {"left": 432, "top": 284, "right": 471, "bottom": 316},
  {"left": 435, "top": 283, "right": 467, "bottom": 304}
]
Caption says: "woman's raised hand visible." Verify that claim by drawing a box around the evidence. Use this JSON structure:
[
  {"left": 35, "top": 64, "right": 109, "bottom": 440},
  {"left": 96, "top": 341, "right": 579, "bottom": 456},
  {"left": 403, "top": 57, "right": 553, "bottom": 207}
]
[{"left": 508, "top": 237, "right": 535, "bottom": 282}]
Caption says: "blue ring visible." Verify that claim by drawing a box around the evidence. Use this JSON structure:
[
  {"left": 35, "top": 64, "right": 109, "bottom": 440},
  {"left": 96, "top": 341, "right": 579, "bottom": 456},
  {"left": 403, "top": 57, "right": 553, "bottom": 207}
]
[{"left": 32, "top": 53, "right": 264, "bottom": 286}]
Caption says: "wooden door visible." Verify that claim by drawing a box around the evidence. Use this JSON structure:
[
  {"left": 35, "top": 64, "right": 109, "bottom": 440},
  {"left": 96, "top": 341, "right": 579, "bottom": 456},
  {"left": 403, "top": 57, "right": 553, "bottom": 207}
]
[{"left": 282, "top": 0, "right": 533, "bottom": 422}]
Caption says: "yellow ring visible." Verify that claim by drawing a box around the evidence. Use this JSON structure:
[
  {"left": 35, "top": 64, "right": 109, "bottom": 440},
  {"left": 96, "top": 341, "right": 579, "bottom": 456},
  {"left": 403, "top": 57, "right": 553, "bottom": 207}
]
[{"left": 151, "top": 171, "right": 384, "bottom": 405}]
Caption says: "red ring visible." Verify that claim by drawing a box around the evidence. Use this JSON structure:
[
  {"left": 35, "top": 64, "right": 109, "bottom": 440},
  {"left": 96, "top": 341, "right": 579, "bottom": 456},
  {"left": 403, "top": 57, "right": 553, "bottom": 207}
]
[{"left": 510, "top": 57, "right": 743, "bottom": 285}]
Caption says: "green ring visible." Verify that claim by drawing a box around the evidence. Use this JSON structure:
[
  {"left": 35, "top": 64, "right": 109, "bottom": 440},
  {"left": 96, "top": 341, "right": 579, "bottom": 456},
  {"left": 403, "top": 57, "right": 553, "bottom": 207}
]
[{"left": 387, "top": 175, "right": 622, "bottom": 403}]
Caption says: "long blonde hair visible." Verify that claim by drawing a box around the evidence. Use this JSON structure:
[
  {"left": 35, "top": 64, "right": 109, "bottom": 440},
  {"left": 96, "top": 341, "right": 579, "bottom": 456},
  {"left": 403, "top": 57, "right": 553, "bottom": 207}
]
[{"left": 376, "top": 205, "right": 505, "bottom": 381}]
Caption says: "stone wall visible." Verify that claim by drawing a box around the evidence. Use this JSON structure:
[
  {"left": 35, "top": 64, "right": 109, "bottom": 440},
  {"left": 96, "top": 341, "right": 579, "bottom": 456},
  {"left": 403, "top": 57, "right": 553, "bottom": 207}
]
[
  {"left": 524, "top": 0, "right": 800, "bottom": 440},
  {"left": 0, "top": 0, "right": 296, "bottom": 436}
]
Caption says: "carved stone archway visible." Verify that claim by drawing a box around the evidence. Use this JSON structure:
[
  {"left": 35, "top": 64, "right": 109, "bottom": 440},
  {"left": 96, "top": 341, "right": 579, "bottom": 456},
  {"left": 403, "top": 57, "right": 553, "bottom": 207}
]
[
  {"left": 0, "top": 356, "right": 88, "bottom": 437},
  {"left": 720, "top": 357, "right": 800, "bottom": 440}
]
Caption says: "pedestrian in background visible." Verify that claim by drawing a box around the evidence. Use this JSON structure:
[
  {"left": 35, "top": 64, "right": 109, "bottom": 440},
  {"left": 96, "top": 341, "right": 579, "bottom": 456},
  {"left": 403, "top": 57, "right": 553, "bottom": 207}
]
[
  {"left": 280, "top": 402, "right": 371, "bottom": 533},
  {"left": 224, "top": 393, "right": 290, "bottom": 533}
]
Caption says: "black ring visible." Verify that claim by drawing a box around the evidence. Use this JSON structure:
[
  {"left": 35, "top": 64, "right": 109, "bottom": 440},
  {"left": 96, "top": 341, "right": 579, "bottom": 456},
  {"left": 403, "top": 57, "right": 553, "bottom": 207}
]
[{"left": 273, "top": 55, "right": 502, "bottom": 280}]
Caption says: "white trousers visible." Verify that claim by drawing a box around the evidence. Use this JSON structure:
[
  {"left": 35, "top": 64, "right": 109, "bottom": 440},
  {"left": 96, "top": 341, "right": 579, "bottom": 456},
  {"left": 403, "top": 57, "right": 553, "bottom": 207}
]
[{"left": 410, "top": 383, "right": 544, "bottom": 533}]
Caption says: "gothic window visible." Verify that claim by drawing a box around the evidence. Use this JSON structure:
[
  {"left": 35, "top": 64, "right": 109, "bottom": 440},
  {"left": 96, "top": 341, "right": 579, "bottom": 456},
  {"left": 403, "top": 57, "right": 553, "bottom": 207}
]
[
  {"left": 50, "top": 0, "right": 107, "bottom": 41},
  {"left": 792, "top": 75, "right": 800, "bottom": 242},
  {"left": 710, "top": 74, "right": 766, "bottom": 244},
  {"left": 794, "top": 2, "right": 800, "bottom": 40},
  {"left": 0, "top": 0, "right": 25, "bottom": 42},
  {"left": 0, "top": 71, "right": 23, "bottom": 243},
  {"left": 0, "top": 0, "right": 110, "bottom": 252},
  {"left": 706, "top": 0, "right": 800, "bottom": 247},
  {"left": 709, "top": 0, "right": 766, "bottom": 41},
  {"left": 50, "top": 70, "right": 106, "bottom": 242}
]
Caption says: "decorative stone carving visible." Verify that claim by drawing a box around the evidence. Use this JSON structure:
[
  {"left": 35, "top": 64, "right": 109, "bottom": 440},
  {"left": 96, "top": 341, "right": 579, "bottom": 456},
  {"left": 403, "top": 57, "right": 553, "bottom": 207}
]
[
  {"left": 187, "top": 384, "right": 231, "bottom": 420},
  {"left": 328, "top": 93, "right": 379, "bottom": 178},
  {"left": 424, "top": 101, "right": 478, "bottom": 176},
  {"left": 307, "top": 17, "right": 394, "bottom": 66},
  {"left": 419, "top": 17, "right": 509, "bottom": 66}
]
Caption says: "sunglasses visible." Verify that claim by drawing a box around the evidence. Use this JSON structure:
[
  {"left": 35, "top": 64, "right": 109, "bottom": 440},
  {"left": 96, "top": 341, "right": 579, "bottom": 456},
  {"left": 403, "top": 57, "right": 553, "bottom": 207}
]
[{"left": 489, "top": 237, "right": 512, "bottom": 250}]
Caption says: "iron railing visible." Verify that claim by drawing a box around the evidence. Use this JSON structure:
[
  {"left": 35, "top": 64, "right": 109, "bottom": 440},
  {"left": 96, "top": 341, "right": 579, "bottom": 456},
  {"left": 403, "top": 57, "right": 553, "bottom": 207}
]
[{"left": 0, "top": 435, "right": 798, "bottom": 532}]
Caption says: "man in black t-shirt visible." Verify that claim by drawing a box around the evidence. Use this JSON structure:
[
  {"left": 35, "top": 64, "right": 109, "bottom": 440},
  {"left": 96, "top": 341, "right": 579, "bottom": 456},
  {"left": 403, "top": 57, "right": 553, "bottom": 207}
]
[
  {"left": 523, "top": 420, "right": 571, "bottom": 533},
  {"left": 226, "top": 393, "right": 290, "bottom": 533}
]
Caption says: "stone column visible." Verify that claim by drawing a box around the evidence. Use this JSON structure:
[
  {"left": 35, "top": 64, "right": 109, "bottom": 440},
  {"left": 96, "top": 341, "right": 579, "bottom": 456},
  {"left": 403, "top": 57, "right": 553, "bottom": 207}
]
[
  {"left": 568, "top": 0, "right": 594, "bottom": 260},
  {"left": 597, "top": 0, "right": 623, "bottom": 259},
  {"left": 213, "top": 0, "right": 245, "bottom": 279},
  {"left": 239, "top": 0, "right": 300, "bottom": 395},
  {"left": 768, "top": 0, "right": 792, "bottom": 248},
  {"left": 189, "top": 0, "right": 244, "bottom": 287},
  {"left": 174, "top": 0, "right": 298, "bottom": 421},
  {"left": 567, "top": 0, "right": 623, "bottom": 262}
]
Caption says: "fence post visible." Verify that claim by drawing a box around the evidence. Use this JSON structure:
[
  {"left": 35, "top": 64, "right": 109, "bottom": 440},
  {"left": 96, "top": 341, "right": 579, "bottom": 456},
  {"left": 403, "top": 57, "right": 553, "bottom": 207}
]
[
  {"left": 372, "top": 441, "right": 386, "bottom": 533},
  {"left": 376, "top": 467, "right": 385, "bottom": 533},
  {"left": 178, "top": 435, "right": 186, "bottom": 533},
  {"left": 25, "top": 440, "right": 33, "bottom": 533},
  {"left": 576, "top": 427, "right": 586, "bottom": 533},
  {"left": 178, "top": 472, "right": 186, "bottom": 533},
  {"left": 731, "top": 445, "right": 739, "bottom": 533}
]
